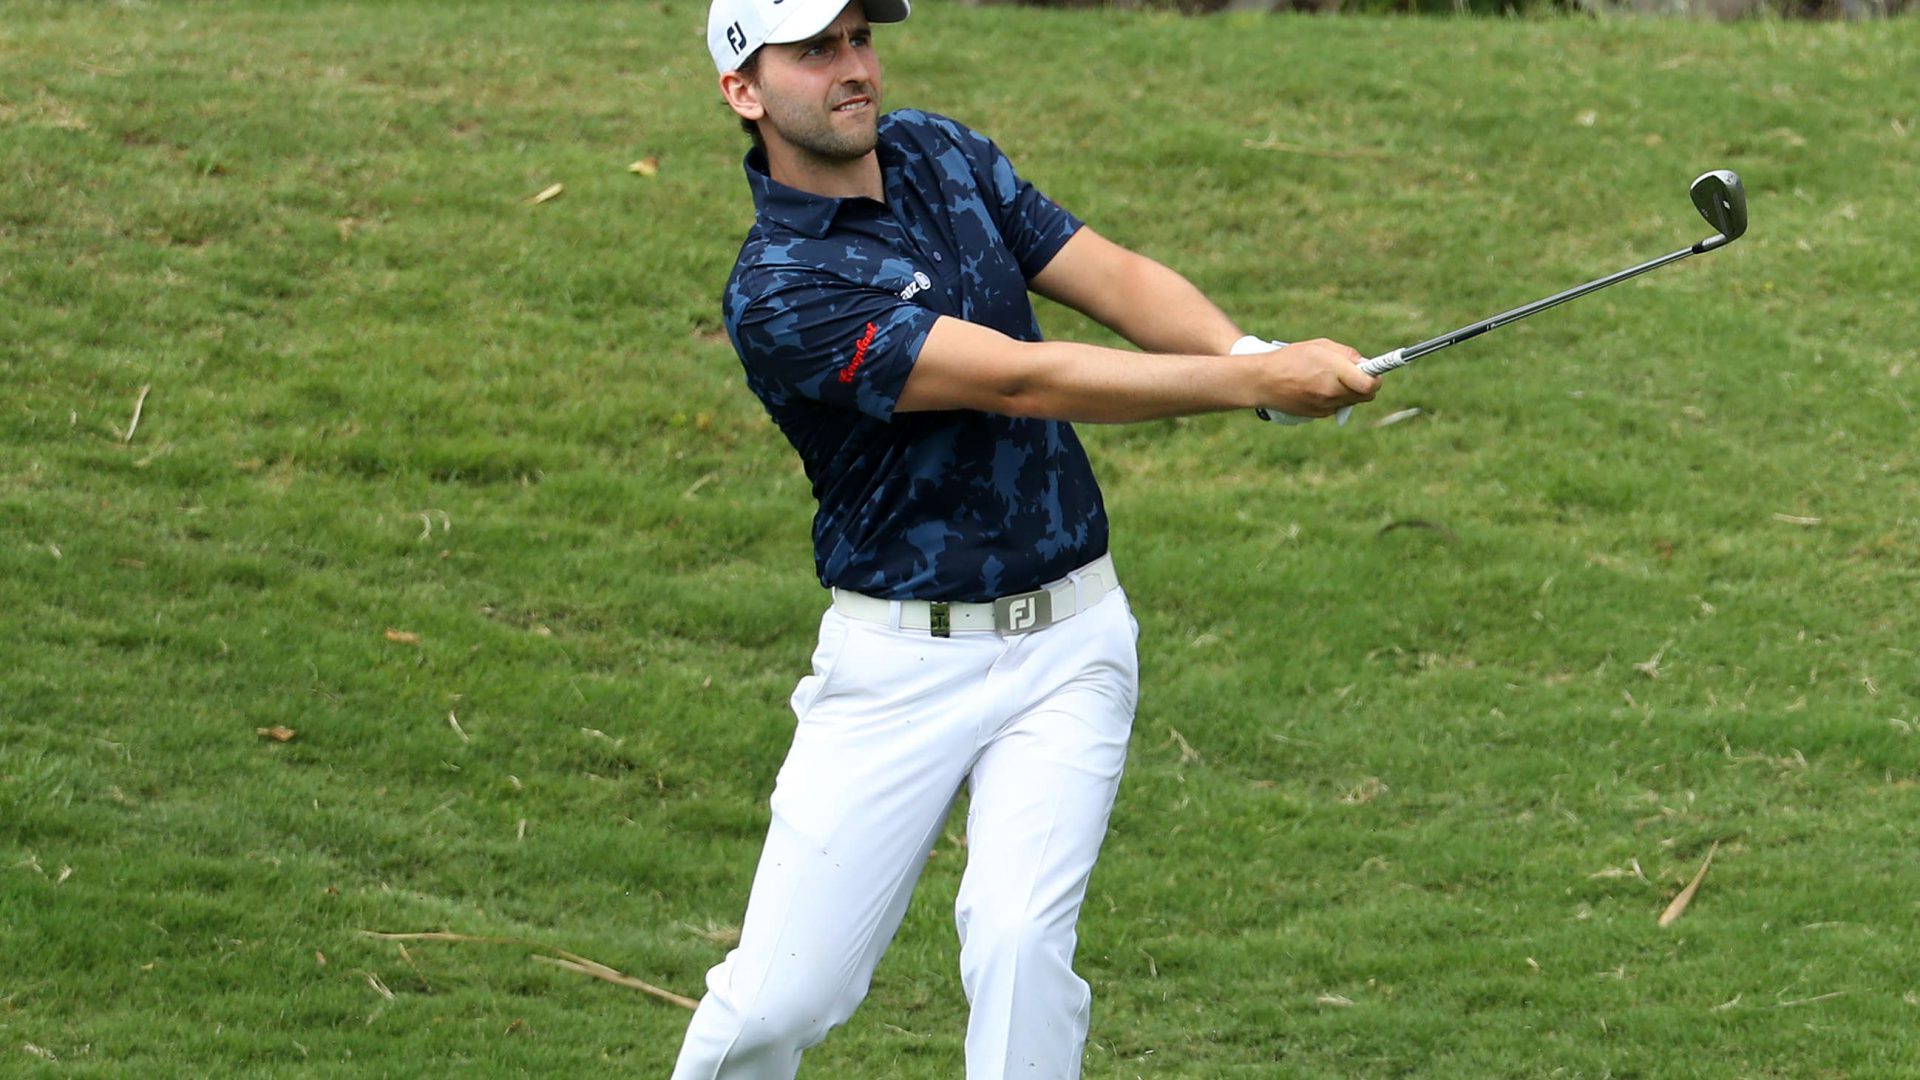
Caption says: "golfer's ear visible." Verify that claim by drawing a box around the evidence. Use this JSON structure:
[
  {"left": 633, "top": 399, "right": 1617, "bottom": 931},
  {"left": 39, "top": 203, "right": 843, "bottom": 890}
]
[{"left": 719, "top": 70, "right": 764, "bottom": 122}]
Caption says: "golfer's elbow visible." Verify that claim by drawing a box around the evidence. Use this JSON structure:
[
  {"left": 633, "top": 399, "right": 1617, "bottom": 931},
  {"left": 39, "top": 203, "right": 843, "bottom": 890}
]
[
  {"left": 991, "top": 344, "right": 1124, "bottom": 422},
  {"left": 986, "top": 346, "right": 1068, "bottom": 419},
  {"left": 900, "top": 322, "right": 1078, "bottom": 419}
]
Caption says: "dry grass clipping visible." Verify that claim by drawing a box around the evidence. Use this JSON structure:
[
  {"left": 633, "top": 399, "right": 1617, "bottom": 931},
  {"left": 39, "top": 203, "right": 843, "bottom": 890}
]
[
  {"left": 121, "top": 384, "right": 151, "bottom": 446},
  {"left": 359, "top": 930, "right": 697, "bottom": 1009},
  {"left": 1658, "top": 840, "right": 1720, "bottom": 927}
]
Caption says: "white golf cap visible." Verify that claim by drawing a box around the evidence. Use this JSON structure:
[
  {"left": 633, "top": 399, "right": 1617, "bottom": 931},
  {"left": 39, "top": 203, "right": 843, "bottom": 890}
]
[{"left": 707, "top": 0, "right": 910, "bottom": 74}]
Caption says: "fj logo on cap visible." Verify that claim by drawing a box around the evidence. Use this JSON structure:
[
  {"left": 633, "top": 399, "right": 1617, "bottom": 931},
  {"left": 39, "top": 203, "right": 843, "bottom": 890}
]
[{"left": 725, "top": 21, "right": 747, "bottom": 55}]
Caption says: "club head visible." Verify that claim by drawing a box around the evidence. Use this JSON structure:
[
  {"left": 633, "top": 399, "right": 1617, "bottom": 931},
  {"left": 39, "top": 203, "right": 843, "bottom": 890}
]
[{"left": 1690, "top": 169, "right": 1746, "bottom": 251}]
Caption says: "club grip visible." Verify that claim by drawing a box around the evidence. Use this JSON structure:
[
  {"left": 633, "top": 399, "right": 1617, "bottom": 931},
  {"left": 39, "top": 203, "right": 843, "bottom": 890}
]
[
  {"left": 1257, "top": 347, "right": 1408, "bottom": 425},
  {"left": 1358, "top": 348, "right": 1408, "bottom": 377}
]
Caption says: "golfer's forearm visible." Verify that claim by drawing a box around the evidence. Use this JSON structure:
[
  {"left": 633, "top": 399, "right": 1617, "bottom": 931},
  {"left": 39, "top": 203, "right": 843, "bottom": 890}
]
[
  {"left": 898, "top": 314, "right": 1279, "bottom": 422},
  {"left": 897, "top": 323, "right": 1371, "bottom": 422},
  {"left": 989, "top": 341, "right": 1260, "bottom": 423},
  {"left": 1031, "top": 229, "right": 1242, "bottom": 356},
  {"left": 1099, "top": 254, "right": 1243, "bottom": 356}
]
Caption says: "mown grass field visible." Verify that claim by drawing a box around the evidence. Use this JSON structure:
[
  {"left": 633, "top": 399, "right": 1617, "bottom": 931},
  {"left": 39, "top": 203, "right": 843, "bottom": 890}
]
[{"left": 3, "top": 1, "right": 1916, "bottom": 1075}]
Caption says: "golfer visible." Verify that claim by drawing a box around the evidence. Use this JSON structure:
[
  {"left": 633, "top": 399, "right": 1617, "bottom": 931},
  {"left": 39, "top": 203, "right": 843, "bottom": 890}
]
[{"left": 674, "top": 1, "right": 1378, "bottom": 1076}]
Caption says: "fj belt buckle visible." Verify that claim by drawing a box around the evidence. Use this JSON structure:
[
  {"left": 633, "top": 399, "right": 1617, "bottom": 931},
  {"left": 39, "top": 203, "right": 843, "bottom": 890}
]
[{"left": 992, "top": 589, "right": 1053, "bottom": 635}]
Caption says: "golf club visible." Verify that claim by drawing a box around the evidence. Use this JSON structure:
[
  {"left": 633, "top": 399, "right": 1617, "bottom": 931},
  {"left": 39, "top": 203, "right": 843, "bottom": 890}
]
[{"left": 1260, "top": 169, "right": 1747, "bottom": 425}]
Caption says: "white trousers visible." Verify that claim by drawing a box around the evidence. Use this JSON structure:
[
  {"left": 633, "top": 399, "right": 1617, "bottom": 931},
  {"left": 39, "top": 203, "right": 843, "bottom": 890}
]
[{"left": 670, "top": 587, "right": 1140, "bottom": 1080}]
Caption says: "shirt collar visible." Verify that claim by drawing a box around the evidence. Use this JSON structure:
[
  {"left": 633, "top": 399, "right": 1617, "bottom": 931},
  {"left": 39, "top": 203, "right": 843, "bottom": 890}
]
[{"left": 743, "top": 136, "right": 902, "bottom": 240}]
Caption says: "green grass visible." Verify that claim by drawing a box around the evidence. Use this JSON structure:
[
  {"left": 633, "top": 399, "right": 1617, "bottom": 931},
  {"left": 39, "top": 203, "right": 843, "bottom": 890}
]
[{"left": 3, "top": 1, "right": 1917, "bottom": 1075}]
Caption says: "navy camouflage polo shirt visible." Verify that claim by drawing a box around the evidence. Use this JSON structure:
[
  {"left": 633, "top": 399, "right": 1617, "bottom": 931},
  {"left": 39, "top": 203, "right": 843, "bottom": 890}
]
[{"left": 723, "top": 109, "right": 1107, "bottom": 602}]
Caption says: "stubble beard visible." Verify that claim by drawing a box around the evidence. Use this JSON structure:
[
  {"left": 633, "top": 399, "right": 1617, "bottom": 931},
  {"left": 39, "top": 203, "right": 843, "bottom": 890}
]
[{"left": 761, "top": 87, "right": 880, "bottom": 163}]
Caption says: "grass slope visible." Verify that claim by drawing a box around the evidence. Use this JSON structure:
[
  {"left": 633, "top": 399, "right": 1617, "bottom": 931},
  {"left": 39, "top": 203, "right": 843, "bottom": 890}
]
[{"left": 2, "top": 2, "right": 1917, "bottom": 1075}]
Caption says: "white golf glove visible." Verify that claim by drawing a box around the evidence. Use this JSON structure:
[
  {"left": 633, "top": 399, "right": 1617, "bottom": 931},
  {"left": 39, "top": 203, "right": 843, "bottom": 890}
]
[{"left": 1230, "top": 335, "right": 1342, "bottom": 427}]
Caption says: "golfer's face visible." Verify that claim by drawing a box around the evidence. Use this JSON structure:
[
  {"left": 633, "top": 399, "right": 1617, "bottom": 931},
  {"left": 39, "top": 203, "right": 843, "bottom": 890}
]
[{"left": 757, "top": 6, "right": 883, "bottom": 160}]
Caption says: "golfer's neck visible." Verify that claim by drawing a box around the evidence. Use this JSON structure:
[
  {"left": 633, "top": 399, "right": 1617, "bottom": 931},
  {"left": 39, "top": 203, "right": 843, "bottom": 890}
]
[{"left": 766, "top": 143, "right": 882, "bottom": 203}]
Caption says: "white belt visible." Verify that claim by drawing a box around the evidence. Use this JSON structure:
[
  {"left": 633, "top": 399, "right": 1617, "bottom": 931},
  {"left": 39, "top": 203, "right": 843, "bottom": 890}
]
[{"left": 830, "top": 553, "right": 1118, "bottom": 637}]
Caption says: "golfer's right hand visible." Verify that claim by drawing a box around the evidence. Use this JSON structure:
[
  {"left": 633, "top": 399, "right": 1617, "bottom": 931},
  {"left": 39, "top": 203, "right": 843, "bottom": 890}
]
[{"left": 1248, "top": 338, "right": 1381, "bottom": 419}]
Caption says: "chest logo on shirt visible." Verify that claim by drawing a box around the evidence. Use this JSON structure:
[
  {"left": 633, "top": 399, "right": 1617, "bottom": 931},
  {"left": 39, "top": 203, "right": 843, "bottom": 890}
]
[
  {"left": 838, "top": 322, "right": 878, "bottom": 384},
  {"left": 899, "top": 271, "right": 933, "bottom": 302}
]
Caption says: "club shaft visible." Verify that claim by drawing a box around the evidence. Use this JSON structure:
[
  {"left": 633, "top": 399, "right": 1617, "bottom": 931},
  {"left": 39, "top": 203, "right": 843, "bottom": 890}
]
[{"left": 1399, "top": 244, "right": 1700, "bottom": 364}]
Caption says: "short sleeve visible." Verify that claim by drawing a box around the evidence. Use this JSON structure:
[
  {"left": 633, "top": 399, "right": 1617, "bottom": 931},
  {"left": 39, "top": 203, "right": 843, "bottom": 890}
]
[
  {"left": 943, "top": 120, "right": 1083, "bottom": 279},
  {"left": 728, "top": 271, "right": 940, "bottom": 423}
]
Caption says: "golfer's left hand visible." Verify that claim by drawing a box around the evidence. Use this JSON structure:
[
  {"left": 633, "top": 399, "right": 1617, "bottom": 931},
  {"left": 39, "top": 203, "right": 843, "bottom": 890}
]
[{"left": 1233, "top": 335, "right": 1379, "bottom": 423}]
